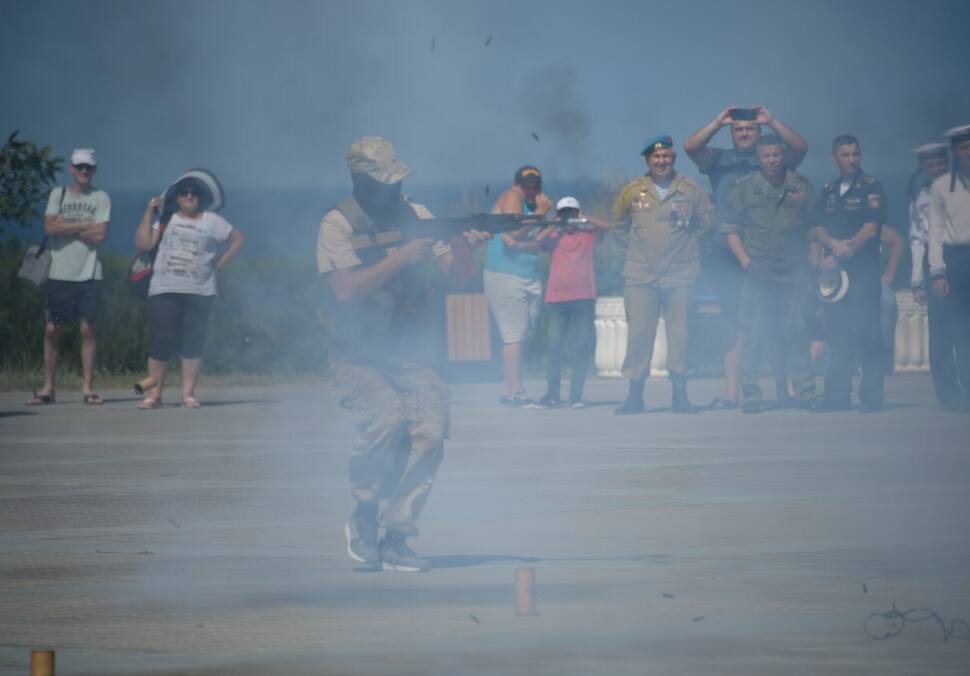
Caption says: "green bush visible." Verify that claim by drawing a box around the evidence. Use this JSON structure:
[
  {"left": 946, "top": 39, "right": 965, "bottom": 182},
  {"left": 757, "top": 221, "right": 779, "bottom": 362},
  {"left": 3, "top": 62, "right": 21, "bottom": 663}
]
[{"left": 0, "top": 245, "right": 327, "bottom": 377}]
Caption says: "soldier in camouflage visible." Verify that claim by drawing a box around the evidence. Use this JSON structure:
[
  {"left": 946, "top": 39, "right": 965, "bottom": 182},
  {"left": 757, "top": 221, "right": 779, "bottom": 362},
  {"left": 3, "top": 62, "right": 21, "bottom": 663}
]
[
  {"left": 719, "top": 135, "right": 818, "bottom": 413},
  {"left": 316, "top": 136, "right": 486, "bottom": 572}
]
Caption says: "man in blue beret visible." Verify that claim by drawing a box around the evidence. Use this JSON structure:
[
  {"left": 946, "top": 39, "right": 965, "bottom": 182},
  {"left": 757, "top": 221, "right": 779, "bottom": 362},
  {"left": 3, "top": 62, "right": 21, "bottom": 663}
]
[{"left": 612, "top": 135, "right": 714, "bottom": 414}]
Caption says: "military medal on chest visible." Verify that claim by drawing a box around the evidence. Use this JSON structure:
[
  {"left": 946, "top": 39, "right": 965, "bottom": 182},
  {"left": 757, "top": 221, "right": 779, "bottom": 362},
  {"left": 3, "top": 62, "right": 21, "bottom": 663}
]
[
  {"left": 669, "top": 193, "right": 692, "bottom": 228},
  {"left": 633, "top": 189, "right": 651, "bottom": 211}
]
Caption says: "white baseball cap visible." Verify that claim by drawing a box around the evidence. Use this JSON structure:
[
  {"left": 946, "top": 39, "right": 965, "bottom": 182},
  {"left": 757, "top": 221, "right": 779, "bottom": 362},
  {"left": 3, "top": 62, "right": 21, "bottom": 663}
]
[
  {"left": 71, "top": 148, "right": 96, "bottom": 166},
  {"left": 556, "top": 196, "right": 580, "bottom": 211}
]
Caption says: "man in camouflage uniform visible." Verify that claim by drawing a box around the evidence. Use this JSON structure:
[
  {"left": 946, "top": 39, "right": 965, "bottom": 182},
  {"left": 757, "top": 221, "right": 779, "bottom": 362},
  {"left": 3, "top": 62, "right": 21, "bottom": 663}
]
[
  {"left": 720, "top": 134, "right": 817, "bottom": 413},
  {"left": 612, "top": 135, "right": 715, "bottom": 414},
  {"left": 316, "top": 136, "right": 485, "bottom": 572}
]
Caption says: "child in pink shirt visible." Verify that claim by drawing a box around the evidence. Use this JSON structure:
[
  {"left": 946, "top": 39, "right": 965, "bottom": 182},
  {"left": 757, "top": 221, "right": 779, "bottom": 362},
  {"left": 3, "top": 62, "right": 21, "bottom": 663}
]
[{"left": 532, "top": 197, "right": 610, "bottom": 408}]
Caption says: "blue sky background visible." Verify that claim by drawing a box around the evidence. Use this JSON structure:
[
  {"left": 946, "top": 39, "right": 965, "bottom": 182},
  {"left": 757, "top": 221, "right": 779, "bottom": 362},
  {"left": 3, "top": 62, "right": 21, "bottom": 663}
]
[{"left": 3, "top": 0, "right": 969, "bottom": 251}]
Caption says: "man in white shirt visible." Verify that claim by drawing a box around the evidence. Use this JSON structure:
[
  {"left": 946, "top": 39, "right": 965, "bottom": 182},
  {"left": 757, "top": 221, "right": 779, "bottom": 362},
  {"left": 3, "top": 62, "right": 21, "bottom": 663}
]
[
  {"left": 909, "top": 142, "right": 964, "bottom": 409},
  {"left": 27, "top": 148, "right": 110, "bottom": 406},
  {"left": 927, "top": 124, "right": 970, "bottom": 411}
]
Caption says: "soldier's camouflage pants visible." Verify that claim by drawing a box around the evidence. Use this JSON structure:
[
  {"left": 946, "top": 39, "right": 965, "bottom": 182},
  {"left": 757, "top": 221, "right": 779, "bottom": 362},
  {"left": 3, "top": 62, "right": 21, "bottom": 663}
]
[
  {"left": 330, "top": 361, "right": 449, "bottom": 536},
  {"left": 738, "top": 270, "right": 816, "bottom": 404}
]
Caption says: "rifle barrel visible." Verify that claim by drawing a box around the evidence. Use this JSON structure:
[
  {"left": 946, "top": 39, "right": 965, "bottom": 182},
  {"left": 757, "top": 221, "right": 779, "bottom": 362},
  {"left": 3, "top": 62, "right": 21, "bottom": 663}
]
[{"left": 348, "top": 213, "right": 547, "bottom": 251}]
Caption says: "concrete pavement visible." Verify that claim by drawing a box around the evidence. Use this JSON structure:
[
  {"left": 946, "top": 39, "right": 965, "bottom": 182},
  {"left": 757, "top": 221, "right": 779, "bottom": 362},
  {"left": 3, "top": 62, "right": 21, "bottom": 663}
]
[{"left": 1, "top": 375, "right": 968, "bottom": 675}]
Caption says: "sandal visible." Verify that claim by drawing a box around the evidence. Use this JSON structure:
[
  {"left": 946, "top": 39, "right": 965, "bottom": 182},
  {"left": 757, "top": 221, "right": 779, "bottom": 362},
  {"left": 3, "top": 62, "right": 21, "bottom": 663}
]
[
  {"left": 710, "top": 396, "right": 739, "bottom": 410},
  {"left": 181, "top": 397, "right": 202, "bottom": 409},
  {"left": 26, "top": 390, "right": 55, "bottom": 406},
  {"left": 138, "top": 398, "right": 161, "bottom": 410},
  {"left": 83, "top": 393, "right": 104, "bottom": 406}
]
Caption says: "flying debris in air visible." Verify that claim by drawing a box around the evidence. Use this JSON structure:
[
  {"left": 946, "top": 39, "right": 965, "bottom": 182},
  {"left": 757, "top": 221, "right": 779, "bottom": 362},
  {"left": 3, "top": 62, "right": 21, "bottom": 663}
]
[
  {"left": 469, "top": 613, "right": 481, "bottom": 624},
  {"left": 431, "top": 38, "right": 436, "bottom": 51},
  {"left": 531, "top": 132, "right": 540, "bottom": 142},
  {"left": 484, "top": 34, "right": 493, "bottom": 47}
]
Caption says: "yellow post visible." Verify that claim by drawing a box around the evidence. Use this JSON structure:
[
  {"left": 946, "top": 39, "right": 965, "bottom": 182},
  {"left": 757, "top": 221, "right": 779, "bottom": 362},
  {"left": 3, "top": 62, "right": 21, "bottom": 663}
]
[{"left": 31, "top": 650, "right": 55, "bottom": 676}]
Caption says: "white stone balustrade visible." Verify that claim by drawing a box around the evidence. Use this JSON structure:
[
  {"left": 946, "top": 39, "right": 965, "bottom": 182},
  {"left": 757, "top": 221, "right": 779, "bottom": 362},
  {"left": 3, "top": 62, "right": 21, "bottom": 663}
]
[
  {"left": 594, "top": 296, "right": 667, "bottom": 378},
  {"left": 594, "top": 291, "right": 929, "bottom": 378},
  {"left": 893, "top": 289, "right": 930, "bottom": 372}
]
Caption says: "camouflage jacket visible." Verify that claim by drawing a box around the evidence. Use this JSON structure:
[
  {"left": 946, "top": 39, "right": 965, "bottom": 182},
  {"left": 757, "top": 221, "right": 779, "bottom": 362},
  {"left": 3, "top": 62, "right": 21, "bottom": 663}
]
[{"left": 719, "top": 170, "right": 815, "bottom": 281}]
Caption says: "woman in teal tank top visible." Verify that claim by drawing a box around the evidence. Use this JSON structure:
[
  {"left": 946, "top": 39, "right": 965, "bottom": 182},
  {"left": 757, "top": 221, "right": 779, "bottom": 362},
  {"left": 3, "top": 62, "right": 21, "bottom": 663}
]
[{"left": 483, "top": 166, "right": 554, "bottom": 405}]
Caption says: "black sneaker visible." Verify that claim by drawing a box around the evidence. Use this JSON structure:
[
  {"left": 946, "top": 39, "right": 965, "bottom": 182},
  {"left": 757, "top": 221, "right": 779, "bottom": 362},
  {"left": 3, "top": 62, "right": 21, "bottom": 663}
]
[
  {"left": 741, "top": 400, "right": 768, "bottom": 414},
  {"left": 941, "top": 398, "right": 970, "bottom": 413},
  {"left": 499, "top": 393, "right": 532, "bottom": 407},
  {"left": 614, "top": 396, "right": 645, "bottom": 415},
  {"left": 529, "top": 394, "right": 561, "bottom": 410},
  {"left": 345, "top": 516, "right": 380, "bottom": 566},
  {"left": 808, "top": 398, "right": 853, "bottom": 413},
  {"left": 381, "top": 532, "right": 429, "bottom": 572}
]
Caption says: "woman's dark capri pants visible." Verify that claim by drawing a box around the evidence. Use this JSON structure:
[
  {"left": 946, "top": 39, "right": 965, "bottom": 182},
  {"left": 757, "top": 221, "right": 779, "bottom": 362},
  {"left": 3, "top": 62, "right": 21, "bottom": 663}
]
[{"left": 149, "top": 293, "right": 215, "bottom": 361}]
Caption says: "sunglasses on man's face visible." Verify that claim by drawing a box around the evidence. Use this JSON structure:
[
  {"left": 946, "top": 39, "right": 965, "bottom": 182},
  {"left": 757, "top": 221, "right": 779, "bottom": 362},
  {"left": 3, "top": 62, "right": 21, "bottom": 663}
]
[
  {"left": 73, "top": 164, "right": 94, "bottom": 172},
  {"left": 177, "top": 188, "right": 199, "bottom": 198}
]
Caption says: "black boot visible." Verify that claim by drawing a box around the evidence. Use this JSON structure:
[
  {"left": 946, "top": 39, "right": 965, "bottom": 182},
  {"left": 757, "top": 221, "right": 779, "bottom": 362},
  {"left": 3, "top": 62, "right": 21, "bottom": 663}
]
[
  {"left": 615, "top": 378, "right": 646, "bottom": 415},
  {"left": 670, "top": 373, "right": 698, "bottom": 414}
]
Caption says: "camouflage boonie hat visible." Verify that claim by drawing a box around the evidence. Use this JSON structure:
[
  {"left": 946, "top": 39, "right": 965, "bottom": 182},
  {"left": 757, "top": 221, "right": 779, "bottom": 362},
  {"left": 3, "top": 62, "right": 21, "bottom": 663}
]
[{"left": 346, "top": 136, "right": 410, "bottom": 184}]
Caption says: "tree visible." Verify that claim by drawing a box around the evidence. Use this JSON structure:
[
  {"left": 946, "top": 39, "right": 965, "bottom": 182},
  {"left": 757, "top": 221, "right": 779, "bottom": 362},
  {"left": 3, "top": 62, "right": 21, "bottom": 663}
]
[{"left": 0, "top": 131, "right": 63, "bottom": 235}]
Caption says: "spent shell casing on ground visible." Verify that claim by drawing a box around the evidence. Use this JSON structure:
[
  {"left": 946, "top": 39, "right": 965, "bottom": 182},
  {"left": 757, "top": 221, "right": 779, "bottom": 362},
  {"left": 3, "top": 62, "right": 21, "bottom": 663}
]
[
  {"left": 31, "top": 650, "right": 55, "bottom": 676},
  {"left": 515, "top": 567, "right": 539, "bottom": 616},
  {"left": 134, "top": 377, "right": 157, "bottom": 395}
]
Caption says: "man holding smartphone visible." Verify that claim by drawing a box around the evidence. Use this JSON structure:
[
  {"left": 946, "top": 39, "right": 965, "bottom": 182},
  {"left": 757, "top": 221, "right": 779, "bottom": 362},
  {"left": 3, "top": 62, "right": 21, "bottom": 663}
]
[{"left": 684, "top": 107, "right": 808, "bottom": 408}]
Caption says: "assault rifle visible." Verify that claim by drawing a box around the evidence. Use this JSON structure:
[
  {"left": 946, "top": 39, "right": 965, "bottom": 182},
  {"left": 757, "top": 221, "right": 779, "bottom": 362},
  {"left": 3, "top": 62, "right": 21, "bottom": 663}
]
[{"left": 349, "top": 213, "right": 592, "bottom": 251}]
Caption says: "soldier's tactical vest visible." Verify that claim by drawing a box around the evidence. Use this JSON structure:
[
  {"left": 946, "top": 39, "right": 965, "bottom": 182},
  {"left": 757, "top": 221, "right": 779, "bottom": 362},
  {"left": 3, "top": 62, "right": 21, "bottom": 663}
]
[{"left": 320, "top": 196, "right": 439, "bottom": 366}]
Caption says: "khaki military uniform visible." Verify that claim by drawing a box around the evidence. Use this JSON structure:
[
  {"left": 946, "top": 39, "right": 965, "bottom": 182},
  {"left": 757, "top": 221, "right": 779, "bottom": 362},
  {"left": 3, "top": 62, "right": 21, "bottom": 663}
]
[
  {"left": 612, "top": 172, "right": 714, "bottom": 379},
  {"left": 317, "top": 195, "right": 451, "bottom": 536},
  {"left": 720, "top": 170, "right": 816, "bottom": 405}
]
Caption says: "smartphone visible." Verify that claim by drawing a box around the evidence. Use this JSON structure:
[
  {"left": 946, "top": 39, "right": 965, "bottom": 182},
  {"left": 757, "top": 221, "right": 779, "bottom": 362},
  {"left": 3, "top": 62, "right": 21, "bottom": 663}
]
[{"left": 729, "top": 108, "right": 758, "bottom": 121}]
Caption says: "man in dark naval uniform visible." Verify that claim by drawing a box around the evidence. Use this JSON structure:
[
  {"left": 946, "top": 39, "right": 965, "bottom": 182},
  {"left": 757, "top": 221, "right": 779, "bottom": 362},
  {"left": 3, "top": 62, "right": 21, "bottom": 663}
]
[{"left": 812, "top": 134, "right": 888, "bottom": 413}]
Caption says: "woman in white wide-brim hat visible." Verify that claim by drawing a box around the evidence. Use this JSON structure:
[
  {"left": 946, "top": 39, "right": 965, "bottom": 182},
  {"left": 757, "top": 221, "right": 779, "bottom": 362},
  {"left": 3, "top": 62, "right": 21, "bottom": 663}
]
[{"left": 133, "top": 170, "right": 244, "bottom": 409}]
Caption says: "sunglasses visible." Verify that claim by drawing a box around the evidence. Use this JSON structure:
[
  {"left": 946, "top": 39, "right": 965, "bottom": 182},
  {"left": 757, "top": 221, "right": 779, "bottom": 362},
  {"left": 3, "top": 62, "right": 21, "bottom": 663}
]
[
  {"left": 73, "top": 164, "right": 95, "bottom": 172},
  {"left": 176, "top": 188, "right": 200, "bottom": 198}
]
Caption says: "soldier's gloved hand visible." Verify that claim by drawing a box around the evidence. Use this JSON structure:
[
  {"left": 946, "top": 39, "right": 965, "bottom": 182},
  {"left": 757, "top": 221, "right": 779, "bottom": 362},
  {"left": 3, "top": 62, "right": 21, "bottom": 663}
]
[{"left": 395, "top": 238, "right": 435, "bottom": 266}]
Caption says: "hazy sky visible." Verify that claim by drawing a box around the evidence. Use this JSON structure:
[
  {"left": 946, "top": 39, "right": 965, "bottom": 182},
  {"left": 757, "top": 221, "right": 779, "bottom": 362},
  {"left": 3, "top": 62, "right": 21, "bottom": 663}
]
[{"left": 4, "top": 0, "right": 970, "bottom": 193}]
